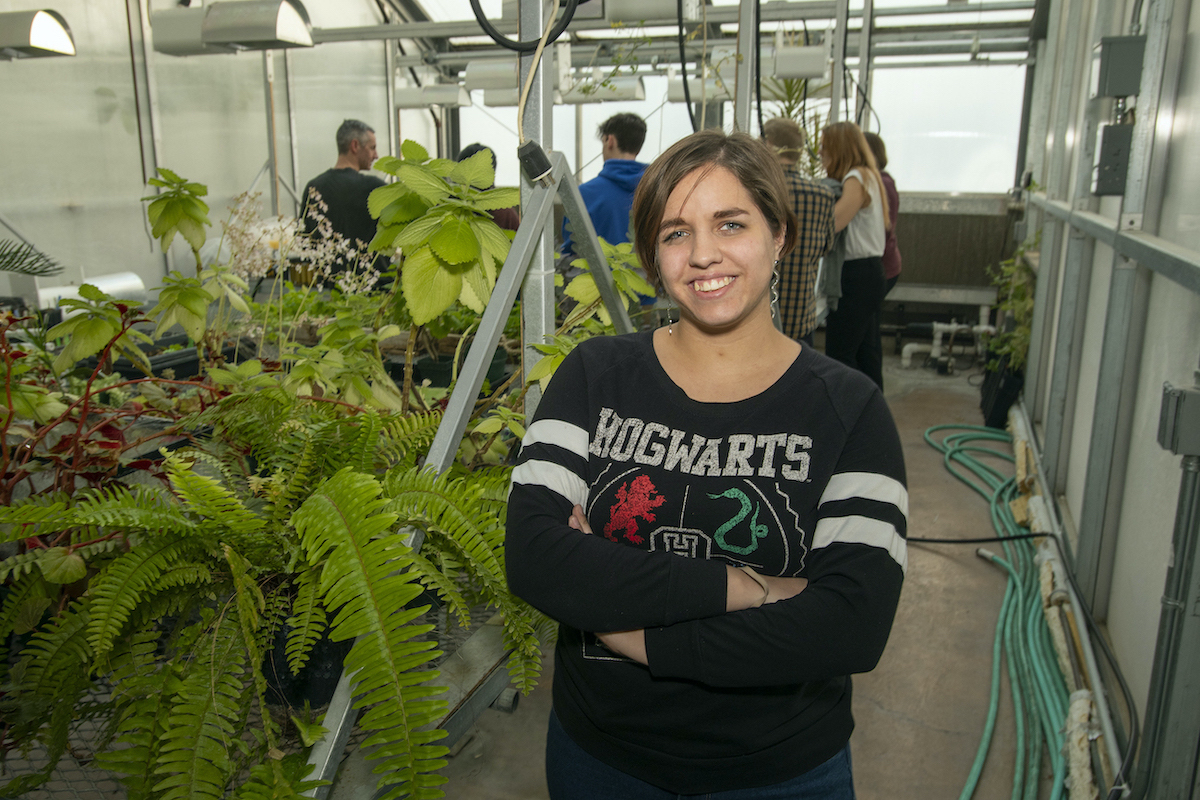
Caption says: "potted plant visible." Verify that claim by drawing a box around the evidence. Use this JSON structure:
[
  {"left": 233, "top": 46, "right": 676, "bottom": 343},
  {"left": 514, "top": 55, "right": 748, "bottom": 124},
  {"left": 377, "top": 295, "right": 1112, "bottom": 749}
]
[
  {"left": 981, "top": 234, "right": 1038, "bottom": 428},
  {"left": 0, "top": 166, "right": 549, "bottom": 799}
]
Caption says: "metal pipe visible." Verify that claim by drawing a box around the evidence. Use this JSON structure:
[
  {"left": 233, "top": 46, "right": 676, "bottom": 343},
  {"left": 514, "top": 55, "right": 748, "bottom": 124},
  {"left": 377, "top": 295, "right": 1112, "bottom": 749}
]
[
  {"left": 285, "top": 49, "right": 302, "bottom": 215},
  {"left": 311, "top": 1, "right": 1035, "bottom": 44},
  {"left": 1013, "top": 402, "right": 1127, "bottom": 792},
  {"left": 855, "top": 0, "right": 874, "bottom": 127},
  {"left": 1134, "top": 454, "right": 1200, "bottom": 798},
  {"left": 733, "top": 0, "right": 756, "bottom": 131},
  {"left": 518, "top": 0, "right": 556, "bottom": 422},
  {"left": 829, "top": 0, "right": 849, "bottom": 122},
  {"left": 262, "top": 50, "right": 281, "bottom": 216}
]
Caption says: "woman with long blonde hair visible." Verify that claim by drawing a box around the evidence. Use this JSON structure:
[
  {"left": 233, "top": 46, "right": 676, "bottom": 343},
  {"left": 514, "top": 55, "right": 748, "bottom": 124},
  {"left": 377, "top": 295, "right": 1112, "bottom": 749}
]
[{"left": 820, "top": 121, "right": 888, "bottom": 389}]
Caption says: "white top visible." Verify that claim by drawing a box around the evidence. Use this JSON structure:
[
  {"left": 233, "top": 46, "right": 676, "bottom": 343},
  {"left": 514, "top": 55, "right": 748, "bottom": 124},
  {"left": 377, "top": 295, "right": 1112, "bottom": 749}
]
[{"left": 842, "top": 167, "right": 886, "bottom": 260}]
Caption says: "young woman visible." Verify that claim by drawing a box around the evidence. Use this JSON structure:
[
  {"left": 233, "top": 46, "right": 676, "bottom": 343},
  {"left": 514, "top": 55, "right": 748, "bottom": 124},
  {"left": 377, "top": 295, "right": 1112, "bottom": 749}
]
[
  {"left": 820, "top": 122, "right": 889, "bottom": 390},
  {"left": 506, "top": 130, "right": 907, "bottom": 800},
  {"left": 863, "top": 131, "right": 901, "bottom": 297}
]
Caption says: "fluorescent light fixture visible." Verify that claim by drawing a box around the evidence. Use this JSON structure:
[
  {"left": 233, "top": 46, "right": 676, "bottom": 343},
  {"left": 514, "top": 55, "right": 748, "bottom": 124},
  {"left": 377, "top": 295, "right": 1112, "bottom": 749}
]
[
  {"left": 606, "top": 0, "right": 677, "bottom": 22},
  {"left": 152, "top": 8, "right": 233, "bottom": 56},
  {"left": 561, "top": 76, "right": 645, "bottom": 104},
  {"left": 152, "top": 0, "right": 312, "bottom": 56},
  {"left": 667, "top": 77, "right": 731, "bottom": 103},
  {"left": 0, "top": 9, "right": 75, "bottom": 59},
  {"left": 395, "top": 84, "right": 470, "bottom": 108},
  {"left": 482, "top": 87, "right": 563, "bottom": 107},
  {"left": 202, "top": 0, "right": 312, "bottom": 50},
  {"left": 464, "top": 58, "right": 518, "bottom": 91},
  {"left": 773, "top": 45, "right": 828, "bottom": 80}
]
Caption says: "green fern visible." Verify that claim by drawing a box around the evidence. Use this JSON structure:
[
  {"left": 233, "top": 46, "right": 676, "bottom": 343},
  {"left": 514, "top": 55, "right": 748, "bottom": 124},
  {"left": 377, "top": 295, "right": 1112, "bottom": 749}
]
[
  {"left": 93, "top": 631, "right": 179, "bottom": 797},
  {"left": 152, "top": 613, "right": 249, "bottom": 800},
  {"left": 293, "top": 468, "right": 448, "bottom": 800},
  {"left": 284, "top": 565, "right": 327, "bottom": 675},
  {"left": 87, "top": 537, "right": 196, "bottom": 659},
  {"left": 230, "top": 754, "right": 328, "bottom": 800}
]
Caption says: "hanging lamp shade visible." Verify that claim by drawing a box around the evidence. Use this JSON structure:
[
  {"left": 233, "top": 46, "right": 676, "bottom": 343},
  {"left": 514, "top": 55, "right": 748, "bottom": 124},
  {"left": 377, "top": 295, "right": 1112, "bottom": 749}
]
[
  {"left": 0, "top": 9, "right": 75, "bottom": 59},
  {"left": 667, "top": 77, "right": 731, "bottom": 103},
  {"left": 394, "top": 84, "right": 471, "bottom": 108},
  {"left": 464, "top": 58, "right": 518, "bottom": 91},
  {"left": 201, "top": 0, "right": 313, "bottom": 50},
  {"left": 152, "top": 0, "right": 312, "bottom": 56},
  {"left": 560, "top": 76, "right": 645, "bottom": 104}
]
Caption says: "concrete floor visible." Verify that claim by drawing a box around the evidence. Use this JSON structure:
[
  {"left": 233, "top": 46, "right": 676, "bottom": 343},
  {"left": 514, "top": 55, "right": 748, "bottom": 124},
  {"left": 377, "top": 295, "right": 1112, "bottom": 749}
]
[{"left": 440, "top": 349, "right": 1036, "bottom": 799}]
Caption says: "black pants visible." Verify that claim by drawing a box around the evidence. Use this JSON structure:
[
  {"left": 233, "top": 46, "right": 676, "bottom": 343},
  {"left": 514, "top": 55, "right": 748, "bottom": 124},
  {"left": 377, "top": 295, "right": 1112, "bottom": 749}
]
[{"left": 825, "top": 257, "right": 886, "bottom": 390}]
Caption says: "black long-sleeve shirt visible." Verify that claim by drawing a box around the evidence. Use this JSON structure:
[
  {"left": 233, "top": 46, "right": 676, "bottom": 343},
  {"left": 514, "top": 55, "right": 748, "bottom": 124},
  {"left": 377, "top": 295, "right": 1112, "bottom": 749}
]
[{"left": 506, "top": 332, "right": 907, "bottom": 793}]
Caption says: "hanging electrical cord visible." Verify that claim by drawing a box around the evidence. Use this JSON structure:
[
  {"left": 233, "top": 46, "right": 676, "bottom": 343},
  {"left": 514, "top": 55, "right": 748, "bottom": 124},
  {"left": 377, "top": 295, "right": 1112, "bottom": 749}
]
[
  {"left": 910, "top": 425, "right": 1139, "bottom": 800},
  {"left": 469, "top": 0, "right": 579, "bottom": 53},
  {"left": 515, "top": 7, "right": 560, "bottom": 144},
  {"left": 754, "top": 0, "right": 765, "bottom": 136},
  {"left": 844, "top": 68, "right": 882, "bottom": 133},
  {"left": 677, "top": 0, "right": 698, "bottom": 132}
]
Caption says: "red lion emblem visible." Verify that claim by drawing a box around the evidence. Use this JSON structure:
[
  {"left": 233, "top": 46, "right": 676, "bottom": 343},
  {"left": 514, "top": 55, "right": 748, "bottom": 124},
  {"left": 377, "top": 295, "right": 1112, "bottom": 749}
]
[{"left": 603, "top": 475, "right": 665, "bottom": 545}]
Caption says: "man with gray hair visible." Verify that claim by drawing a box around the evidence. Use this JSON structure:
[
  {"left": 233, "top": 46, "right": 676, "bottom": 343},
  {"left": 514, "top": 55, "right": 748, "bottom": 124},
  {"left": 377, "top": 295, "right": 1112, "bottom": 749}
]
[{"left": 301, "top": 119, "right": 384, "bottom": 259}]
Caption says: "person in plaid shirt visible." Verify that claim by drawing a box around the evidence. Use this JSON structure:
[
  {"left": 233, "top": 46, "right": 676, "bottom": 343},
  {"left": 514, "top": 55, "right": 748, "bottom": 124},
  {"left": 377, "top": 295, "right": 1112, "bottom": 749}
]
[{"left": 763, "top": 118, "right": 836, "bottom": 345}]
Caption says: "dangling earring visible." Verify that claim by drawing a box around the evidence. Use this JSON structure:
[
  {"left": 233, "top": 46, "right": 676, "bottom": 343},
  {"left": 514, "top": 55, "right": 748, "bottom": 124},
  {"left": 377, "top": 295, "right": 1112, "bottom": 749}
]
[
  {"left": 668, "top": 304, "right": 676, "bottom": 335},
  {"left": 771, "top": 260, "right": 781, "bottom": 307}
]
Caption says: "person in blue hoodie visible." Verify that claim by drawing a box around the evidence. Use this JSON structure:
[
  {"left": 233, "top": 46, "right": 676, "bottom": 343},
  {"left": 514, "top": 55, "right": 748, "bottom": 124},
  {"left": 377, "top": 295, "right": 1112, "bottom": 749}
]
[{"left": 562, "top": 113, "right": 648, "bottom": 256}]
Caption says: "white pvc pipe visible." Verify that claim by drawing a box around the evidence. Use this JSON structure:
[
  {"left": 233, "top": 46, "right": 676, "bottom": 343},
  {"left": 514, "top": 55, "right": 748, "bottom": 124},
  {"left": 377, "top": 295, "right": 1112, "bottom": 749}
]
[{"left": 901, "top": 342, "right": 931, "bottom": 368}]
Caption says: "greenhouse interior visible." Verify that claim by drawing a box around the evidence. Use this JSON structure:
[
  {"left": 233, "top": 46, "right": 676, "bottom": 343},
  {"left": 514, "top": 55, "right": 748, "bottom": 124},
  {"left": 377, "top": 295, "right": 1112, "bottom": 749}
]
[{"left": 1, "top": 0, "right": 1199, "bottom": 797}]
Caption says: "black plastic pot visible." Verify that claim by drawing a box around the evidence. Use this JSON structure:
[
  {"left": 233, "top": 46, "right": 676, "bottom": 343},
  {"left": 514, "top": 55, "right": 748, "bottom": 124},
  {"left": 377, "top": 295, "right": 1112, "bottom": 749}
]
[
  {"left": 264, "top": 628, "right": 355, "bottom": 709},
  {"left": 980, "top": 353, "right": 1024, "bottom": 429},
  {"left": 80, "top": 333, "right": 248, "bottom": 380},
  {"left": 413, "top": 346, "right": 509, "bottom": 389}
]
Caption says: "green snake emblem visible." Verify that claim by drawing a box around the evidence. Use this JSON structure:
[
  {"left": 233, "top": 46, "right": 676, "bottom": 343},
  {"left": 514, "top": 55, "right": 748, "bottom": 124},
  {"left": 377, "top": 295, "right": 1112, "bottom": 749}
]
[{"left": 708, "top": 488, "right": 769, "bottom": 555}]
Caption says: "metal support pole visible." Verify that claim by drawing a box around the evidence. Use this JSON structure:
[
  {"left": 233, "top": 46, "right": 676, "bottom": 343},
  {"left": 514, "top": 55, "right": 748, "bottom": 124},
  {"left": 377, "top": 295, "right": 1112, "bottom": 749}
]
[
  {"left": 519, "top": 0, "right": 557, "bottom": 421},
  {"left": 855, "top": 0, "right": 874, "bottom": 127},
  {"left": 262, "top": 50, "right": 281, "bottom": 216},
  {"left": 829, "top": 0, "right": 850, "bottom": 123},
  {"left": 1135, "top": 453, "right": 1200, "bottom": 798},
  {"left": 1135, "top": 380, "right": 1200, "bottom": 799},
  {"left": 1042, "top": 0, "right": 1121, "bottom": 492},
  {"left": 733, "top": 0, "right": 756, "bottom": 132},
  {"left": 575, "top": 104, "right": 584, "bottom": 185},
  {"left": 285, "top": 49, "right": 302, "bottom": 215},
  {"left": 1074, "top": 0, "right": 1188, "bottom": 613},
  {"left": 384, "top": 41, "right": 398, "bottom": 162},
  {"left": 1024, "top": 215, "right": 1063, "bottom": 424},
  {"left": 126, "top": 0, "right": 169, "bottom": 275}
]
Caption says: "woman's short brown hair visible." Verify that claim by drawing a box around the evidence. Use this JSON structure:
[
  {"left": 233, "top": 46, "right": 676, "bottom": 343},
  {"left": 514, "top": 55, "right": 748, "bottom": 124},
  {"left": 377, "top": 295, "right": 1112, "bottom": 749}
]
[{"left": 631, "top": 130, "right": 798, "bottom": 295}]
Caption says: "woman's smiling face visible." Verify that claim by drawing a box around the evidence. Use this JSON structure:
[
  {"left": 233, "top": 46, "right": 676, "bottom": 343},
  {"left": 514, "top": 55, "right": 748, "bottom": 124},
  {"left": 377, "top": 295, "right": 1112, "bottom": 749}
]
[{"left": 656, "top": 164, "right": 785, "bottom": 334}]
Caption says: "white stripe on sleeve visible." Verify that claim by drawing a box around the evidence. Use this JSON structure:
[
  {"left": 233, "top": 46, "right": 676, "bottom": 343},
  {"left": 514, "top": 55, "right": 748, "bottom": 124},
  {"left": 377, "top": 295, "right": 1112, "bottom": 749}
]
[
  {"left": 522, "top": 419, "right": 590, "bottom": 458},
  {"left": 511, "top": 459, "right": 589, "bottom": 507},
  {"left": 812, "top": 515, "right": 908, "bottom": 573},
  {"left": 819, "top": 472, "right": 909, "bottom": 517}
]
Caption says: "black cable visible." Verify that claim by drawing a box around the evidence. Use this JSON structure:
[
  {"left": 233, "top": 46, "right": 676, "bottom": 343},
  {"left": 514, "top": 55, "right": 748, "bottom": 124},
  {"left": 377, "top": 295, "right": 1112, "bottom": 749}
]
[
  {"left": 677, "top": 0, "right": 698, "bottom": 132},
  {"left": 800, "top": 21, "right": 809, "bottom": 128},
  {"left": 911, "top": 529, "right": 1139, "bottom": 799},
  {"left": 755, "top": 0, "right": 765, "bottom": 136},
  {"left": 469, "top": 0, "right": 579, "bottom": 53}
]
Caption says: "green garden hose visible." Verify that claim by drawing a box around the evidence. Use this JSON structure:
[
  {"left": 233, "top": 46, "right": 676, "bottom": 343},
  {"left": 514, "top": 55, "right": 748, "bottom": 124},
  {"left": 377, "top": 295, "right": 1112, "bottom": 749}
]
[{"left": 920, "top": 425, "right": 1072, "bottom": 800}]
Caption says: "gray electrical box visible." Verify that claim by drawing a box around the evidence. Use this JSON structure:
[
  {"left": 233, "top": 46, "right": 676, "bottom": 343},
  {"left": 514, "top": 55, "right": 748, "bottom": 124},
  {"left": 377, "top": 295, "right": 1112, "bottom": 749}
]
[
  {"left": 1090, "top": 35, "right": 1146, "bottom": 98},
  {"left": 1159, "top": 383, "right": 1200, "bottom": 457},
  {"left": 1093, "top": 123, "right": 1134, "bottom": 196}
]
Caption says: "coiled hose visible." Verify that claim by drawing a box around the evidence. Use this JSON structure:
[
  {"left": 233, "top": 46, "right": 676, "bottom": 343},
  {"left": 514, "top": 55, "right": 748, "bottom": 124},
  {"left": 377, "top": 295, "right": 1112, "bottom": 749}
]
[{"left": 919, "top": 425, "right": 1072, "bottom": 800}]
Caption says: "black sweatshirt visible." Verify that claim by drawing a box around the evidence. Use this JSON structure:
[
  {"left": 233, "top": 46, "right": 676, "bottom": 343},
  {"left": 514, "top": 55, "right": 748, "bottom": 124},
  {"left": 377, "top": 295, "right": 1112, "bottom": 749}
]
[{"left": 506, "top": 332, "right": 907, "bottom": 794}]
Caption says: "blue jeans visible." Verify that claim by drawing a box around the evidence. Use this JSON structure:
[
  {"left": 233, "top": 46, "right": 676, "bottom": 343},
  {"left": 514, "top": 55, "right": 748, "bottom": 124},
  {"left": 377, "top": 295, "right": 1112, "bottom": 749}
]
[{"left": 545, "top": 709, "right": 856, "bottom": 800}]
